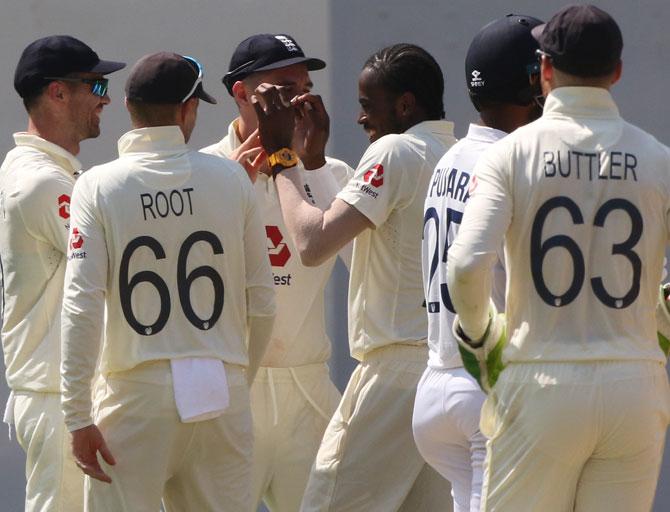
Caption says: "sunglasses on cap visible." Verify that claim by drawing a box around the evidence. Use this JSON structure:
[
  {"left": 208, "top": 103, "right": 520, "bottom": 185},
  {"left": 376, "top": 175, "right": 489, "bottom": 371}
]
[
  {"left": 181, "top": 55, "right": 203, "bottom": 103},
  {"left": 44, "top": 76, "right": 109, "bottom": 97}
]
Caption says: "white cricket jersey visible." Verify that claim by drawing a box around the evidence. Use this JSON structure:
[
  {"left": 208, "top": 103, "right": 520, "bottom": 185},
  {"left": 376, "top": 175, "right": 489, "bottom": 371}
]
[
  {"left": 61, "top": 126, "right": 275, "bottom": 428},
  {"left": 338, "top": 121, "right": 457, "bottom": 360},
  {"left": 423, "top": 124, "right": 507, "bottom": 369},
  {"left": 202, "top": 119, "right": 353, "bottom": 366},
  {"left": 449, "top": 87, "right": 670, "bottom": 364},
  {"left": 0, "top": 133, "right": 79, "bottom": 392}
]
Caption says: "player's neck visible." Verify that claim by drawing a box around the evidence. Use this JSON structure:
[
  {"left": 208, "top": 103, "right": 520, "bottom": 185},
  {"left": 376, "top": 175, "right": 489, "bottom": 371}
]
[
  {"left": 236, "top": 114, "right": 257, "bottom": 144},
  {"left": 27, "top": 115, "right": 80, "bottom": 156}
]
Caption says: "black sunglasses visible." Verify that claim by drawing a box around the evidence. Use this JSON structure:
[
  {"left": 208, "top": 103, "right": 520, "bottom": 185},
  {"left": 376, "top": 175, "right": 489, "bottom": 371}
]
[{"left": 44, "top": 76, "right": 109, "bottom": 97}]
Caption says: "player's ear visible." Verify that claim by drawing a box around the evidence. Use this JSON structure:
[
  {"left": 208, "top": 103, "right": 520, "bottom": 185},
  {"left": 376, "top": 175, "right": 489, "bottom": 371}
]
[
  {"left": 232, "top": 80, "right": 249, "bottom": 106},
  {"left": 396, "top": 91, "right": 416, "bottom": 120},
  {"left": 45, "top": 80, "right": 68, "bottom": 103},
  {"left": 611, "top": 60, "right": 623, "bottom": 85}
]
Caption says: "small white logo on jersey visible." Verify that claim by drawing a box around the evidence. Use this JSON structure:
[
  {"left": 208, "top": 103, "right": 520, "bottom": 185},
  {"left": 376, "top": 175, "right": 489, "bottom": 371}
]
[
  {"left": 470, "top": 70, "right": 485, "bottom": 87},
  {"left": 275, "top": 35, "right": 299, "bottom": 52}
]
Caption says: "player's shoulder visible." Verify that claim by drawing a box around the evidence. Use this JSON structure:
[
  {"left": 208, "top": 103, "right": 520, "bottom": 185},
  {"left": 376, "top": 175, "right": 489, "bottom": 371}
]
[
  {"left": 189, "top": 150, "right": 251, "bottom": 185},
  {"left": 2, "top": 147, "right": 74, "bottom": 199},
  {"left": 621, "top": 120, "right": 670, "bottom": 155},
  {"left": 363, "top": 131, "right": 422, "bottom": 165},
  {"left": 199, "top": 139, "right": 227, "bottom": 158}
]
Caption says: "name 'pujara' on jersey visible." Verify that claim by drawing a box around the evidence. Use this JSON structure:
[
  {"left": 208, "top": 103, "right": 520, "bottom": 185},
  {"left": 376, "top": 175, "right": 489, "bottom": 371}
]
[{"left": 427, "top": 167, "right": 471, "bottom": 203}]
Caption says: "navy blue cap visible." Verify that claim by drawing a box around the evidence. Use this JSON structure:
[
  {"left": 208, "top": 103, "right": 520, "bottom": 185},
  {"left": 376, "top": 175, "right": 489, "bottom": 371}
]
[
  {"left": 222, "top": 33, "right": 325, "bottom": 95},
  {"left": 125, "top": 52, "right": 217, "bottom": 104},
  {"left": 531, "top": 4, "right": 623, "bottom": 77},
  {"left": 14, "top": 35, "right": 125, "bottom": 97},
  {"left": 466, "top": 14, "right": 543, "bottom": 105}
]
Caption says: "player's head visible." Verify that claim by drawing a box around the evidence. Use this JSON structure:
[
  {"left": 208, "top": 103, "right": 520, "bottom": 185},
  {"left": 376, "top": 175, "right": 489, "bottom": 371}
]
[
  {"left": 14, "top": 35, "right": 125, "bottom": 145},
  {"left": 222, "top": 33, "right": 326, "bottom": 125},
  {"left": 358, "top": 43, "right": 444, "bottom": 143},
  {"left": 125, "top": 52, "right": 217, "bottom": 143},
  {"left": 532, "top": 5, "right": 623, "bottom": 91},
  {"left": 466, "top": 13, "right": 544, "bottom": 122}
]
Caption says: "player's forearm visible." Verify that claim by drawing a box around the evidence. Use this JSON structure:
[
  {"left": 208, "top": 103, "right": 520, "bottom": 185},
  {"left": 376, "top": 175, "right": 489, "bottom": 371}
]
[
  {"left": 60, "top": 293, "right": 104, "bottom": 431},
  {"left": 246, "top": 314, "right": 275, "bottom": 384},
  {"left": 275, "top": 167, "right": 343, "bottom": 266},
  {"left": 448, "top": 246, "right": 497, "bottom": 341}
]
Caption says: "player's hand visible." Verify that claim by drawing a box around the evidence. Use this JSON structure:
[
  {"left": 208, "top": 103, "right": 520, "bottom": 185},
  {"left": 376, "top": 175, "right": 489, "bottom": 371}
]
[
  {"left": 229, "top": 129, "right": 268, "bottom": 182},
  {"left": 292, "top": 93, "right": 329, "bottom": 170},
  {"left": 453, "top": 304, "right": 507, "bottom": 393},
  {"left": 252, "top": 83, "right": 296, "bottom": 156},
  {"left": 71, "top": 424, "right": 116, "bottom": 483}
]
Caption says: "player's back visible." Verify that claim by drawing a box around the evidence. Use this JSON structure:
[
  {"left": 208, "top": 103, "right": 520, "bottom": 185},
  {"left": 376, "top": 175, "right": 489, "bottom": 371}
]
[
  {"left": 479, "top": 88, "right": 670, "bottom": 363},
  {"left": 423, "top": 125, "right": 506, "bottom": 370},
  {"left": 70, "top": 127, "right": 270, "bottom": 373}
]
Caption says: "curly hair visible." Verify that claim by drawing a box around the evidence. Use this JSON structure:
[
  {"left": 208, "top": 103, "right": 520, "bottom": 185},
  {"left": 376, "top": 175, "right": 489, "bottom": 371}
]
[{"left": 363, "top": 43, "right": 445, "bottom": 120}]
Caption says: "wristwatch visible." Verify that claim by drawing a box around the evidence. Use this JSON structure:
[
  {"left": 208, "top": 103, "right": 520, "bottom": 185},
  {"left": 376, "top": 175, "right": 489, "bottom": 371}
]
[{"left": 267, "top": 148, "right": 299, "bottom": 178}]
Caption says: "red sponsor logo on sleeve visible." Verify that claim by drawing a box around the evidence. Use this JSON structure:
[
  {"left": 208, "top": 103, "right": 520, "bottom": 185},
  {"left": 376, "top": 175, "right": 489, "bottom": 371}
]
[
  {"left": 69, "top": 227, "right": 84, "bottom": 250},
  {"left": 363, "top": 164, "right": 384, "bottom": 188},
  {"left": 58, "top": 194, "right": 71, "bottom": 219}
]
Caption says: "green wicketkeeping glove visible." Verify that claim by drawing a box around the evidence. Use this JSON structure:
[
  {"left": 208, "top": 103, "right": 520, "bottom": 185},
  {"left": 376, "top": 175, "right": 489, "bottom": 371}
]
[
  {"left": 656, "top": 283, "right": 670, "bottom": 357},
  {"left": 453, "top": 302, "right": 507, "bottom": 394}
]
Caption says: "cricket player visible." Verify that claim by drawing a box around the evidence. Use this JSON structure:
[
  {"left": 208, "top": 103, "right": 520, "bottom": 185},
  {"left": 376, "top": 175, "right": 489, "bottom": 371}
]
[
  {"left": 0, "top": 35, "right": 124, "bottom": 512},
  {"left": 201, "top": 33, "right": 351, "bottom": 512},
  {"left": 412, "top": 14, "right": 544, "bottom": 512},
  {"left": 60, "top": 52, "right": 275, "bottom": 511},
  {"left": 449, "top": 5, "right": 670, "bottom": 511},
  {"left": 254, "top": 43, "right": 456, "bottom": 511}
]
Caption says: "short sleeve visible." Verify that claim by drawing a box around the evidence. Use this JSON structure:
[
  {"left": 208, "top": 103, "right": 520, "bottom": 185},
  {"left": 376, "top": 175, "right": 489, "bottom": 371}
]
[
  {"left": 336, "top": 135, "right": 415, "bottom": 227},
  {"left": 19, "top": 168, "right": 74, "bottom": 254}
]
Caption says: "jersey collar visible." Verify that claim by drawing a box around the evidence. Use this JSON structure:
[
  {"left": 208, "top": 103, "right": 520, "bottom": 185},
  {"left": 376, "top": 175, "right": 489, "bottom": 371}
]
[
  {"left": 543, "top": 87, "right": 620, "bottom": 120},
  {"left": 12, "top": 132, "right": 82, "bottom": 176},
  {"left": 406, "top": 119, "right": 456, "bottom": 139},
  {"left": 465, "top": 124, "right": 507, "bottom": 144},
  {"left": 117, "top": 126, "right": 187, "bottom": 156}
]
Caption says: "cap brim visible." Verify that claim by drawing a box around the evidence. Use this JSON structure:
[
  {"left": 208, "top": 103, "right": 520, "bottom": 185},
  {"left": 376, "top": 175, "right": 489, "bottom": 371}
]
[
  {"left": 531, "top": 23, "right": 546, "bottom": 43},
  {"left": 195, "top": 86, "right": 217, "bottom": 104},
  {"left": 254, "top": 56, "right": 326, "bottom": 73},
  {"left": 90, "top": 59, "right": 127, "bottom": 75}
]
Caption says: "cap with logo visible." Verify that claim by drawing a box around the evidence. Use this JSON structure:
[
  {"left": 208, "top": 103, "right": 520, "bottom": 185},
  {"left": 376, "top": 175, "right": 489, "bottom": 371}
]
[
  {"left": 14, "top": 35, "right": 126, "bottom": 98},
  {"left": 222, "top": 33, "right": 326, "bottom": 95},
  {"left": 465, "top": 14, "right": 543, "bottom": 107},
  {"left": 125, "top": 52, "right": 217, "bottom": 104},
  {"left": 531, "top": 4, "right": 622, "bottom": 77}
]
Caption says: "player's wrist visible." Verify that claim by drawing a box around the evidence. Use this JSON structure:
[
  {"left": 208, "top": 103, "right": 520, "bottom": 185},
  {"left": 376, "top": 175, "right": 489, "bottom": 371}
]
[{"left": 268, "top": 148, "right": 299, "bottom": 179}]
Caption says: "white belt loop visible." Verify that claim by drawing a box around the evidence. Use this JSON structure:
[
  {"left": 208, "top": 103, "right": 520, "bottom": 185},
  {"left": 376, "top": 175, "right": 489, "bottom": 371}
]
[
  {"left": 289, "top": 367, "right": 331, "bottom": 422},
  {"left": 267, "top": 368, "right": 279, "bottom": 427}
]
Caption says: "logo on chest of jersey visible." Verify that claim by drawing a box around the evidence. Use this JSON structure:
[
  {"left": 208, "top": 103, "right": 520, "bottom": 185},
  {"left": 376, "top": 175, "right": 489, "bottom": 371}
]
[
  {"left": 58, "top": 194, "right": 70, "bottom": 220},
  {"left": 266, "top": 225, "right": 291, "bottom": 267}
]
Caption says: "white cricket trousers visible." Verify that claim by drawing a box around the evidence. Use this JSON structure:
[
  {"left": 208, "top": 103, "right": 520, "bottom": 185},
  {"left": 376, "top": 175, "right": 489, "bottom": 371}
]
[
  {"left": 413, "top": 366, "right": 487, "bottom": 512},
  {"left": 13, "top": 391, "right": 84, "bottom": 512},
  {"left": 300, "top": 344, "right": 453, "bottom": 511},
  {"left": 86, "top": 360, "right": 253, "bottom": 512},
  {"left": 480, "top": 360, "right": 670, "bottom": 512},
  {"left": 251, "top": 363, "right": 341, "bottom": 512}
]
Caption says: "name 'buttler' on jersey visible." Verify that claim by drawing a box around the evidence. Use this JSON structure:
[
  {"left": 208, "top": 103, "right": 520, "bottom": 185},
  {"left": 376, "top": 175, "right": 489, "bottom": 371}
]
[
  {"left": 422, "top": 124, "right": 507, "bottom": 370},
  {"left": 452, "top": 88, "right": 670, "bottom": 364},
  {"left": 201, "top": 119, "right": 352, "bottom": 367}
]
